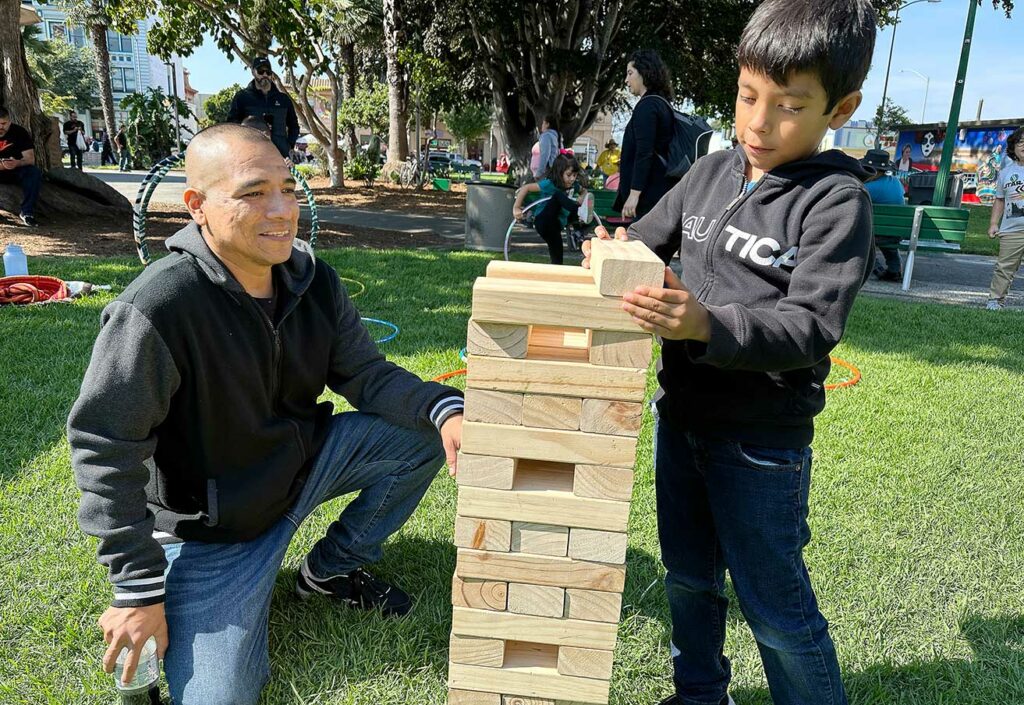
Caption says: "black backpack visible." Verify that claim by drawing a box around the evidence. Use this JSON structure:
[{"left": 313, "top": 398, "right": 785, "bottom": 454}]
[{"left": 645, "top": 94, "right": 714, "bottom": 179}]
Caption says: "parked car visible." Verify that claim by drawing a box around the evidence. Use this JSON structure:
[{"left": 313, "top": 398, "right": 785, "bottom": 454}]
[
  {"left": 426, "top": 151, "right": 451, "bottom": 175},
  {"left": 450, "top": 154, "right": 482, "bottom": 169}
]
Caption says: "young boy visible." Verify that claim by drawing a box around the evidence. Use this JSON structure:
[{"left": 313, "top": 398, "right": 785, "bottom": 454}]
[{"left": 584, "top": 1, "right": 876, "bottom": 703}]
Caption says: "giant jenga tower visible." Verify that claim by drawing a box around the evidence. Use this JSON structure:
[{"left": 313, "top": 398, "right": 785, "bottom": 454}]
[{"left": 448, "top": 239, "right": 665, "bottom": 705}]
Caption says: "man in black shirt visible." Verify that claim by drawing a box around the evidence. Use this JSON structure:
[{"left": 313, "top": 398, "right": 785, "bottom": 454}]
[
  {"left": 226, "top": 57, "right": 299, "bottom": 159},
  {"left": 0, "top": 107, "right": 42, "bottom": 227},
  {"left": 63, "top": 110, "right": 86, "bottom": 169}
]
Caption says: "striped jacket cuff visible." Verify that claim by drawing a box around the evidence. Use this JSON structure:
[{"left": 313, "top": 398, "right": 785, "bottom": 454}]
[
  {"left": 111, "top": 574, "right": 166, "bottom": 608},
  {"left": 429, "top": 395, "right": 464, "bottom": 430}
]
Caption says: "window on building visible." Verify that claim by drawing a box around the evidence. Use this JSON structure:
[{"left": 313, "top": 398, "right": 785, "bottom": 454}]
[
  {"left": 110, "top": 67, "right": 138, "bottom": 94},
  {"left": 106, "top": 30, "right": 134, "bottom": 54}
]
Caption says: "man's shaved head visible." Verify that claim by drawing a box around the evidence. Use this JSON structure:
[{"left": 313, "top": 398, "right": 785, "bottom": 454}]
[{"left": 185, "top": 123, "right": 279, "bottom": 192}]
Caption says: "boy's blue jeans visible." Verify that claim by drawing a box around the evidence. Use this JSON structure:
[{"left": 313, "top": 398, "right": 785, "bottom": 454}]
[
  {"left": 654, "top": 405, "right": 847, "bottom": 705},
  {"left": 159, "top": 411, "right": 445, "bottom": 705}
]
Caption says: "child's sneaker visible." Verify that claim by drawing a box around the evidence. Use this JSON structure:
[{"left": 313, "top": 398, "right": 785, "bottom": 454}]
[
  {"left": 295, "top": 558, "right": 412, "bottom": 616},
  {"left": 986, "top": 299, "right": 1004, "bottom": 311}
]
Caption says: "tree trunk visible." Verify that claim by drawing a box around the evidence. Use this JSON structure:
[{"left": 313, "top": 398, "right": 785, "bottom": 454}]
[
  {"left": 328, "top": 75, "right": 344, "bottom": 188},
  {"left": 383, "top": 0, "right": 408, "bottom": 164},
  {"left": 88, "top": 13, "right": 118, "bottom": 156},
  {"left": 340, "top": 42, "right": 358, "bottom": 161}
]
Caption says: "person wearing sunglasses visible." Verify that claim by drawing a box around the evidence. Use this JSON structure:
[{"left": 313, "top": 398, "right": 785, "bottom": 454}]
[{"left": 226, "top": 56, "right": 300, "bottom": 159}]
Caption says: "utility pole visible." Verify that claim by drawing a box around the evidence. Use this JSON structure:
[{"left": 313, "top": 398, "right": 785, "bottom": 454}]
[
  {"left": 976, "top": 99, "right": 984, "bottom": 121},
  {"left": 165, "top": 60, "right": 182, "bottom": 152},
  {"left": 931, "top": 0, "right": 977, "bottom": 206}
]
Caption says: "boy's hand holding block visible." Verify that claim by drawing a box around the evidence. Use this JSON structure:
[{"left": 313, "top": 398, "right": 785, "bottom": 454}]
[{"left": 588, "top": 238, "right": 665, "bottom": 296}]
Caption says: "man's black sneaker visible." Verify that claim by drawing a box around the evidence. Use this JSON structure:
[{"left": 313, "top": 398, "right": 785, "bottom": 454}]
[
  {"left": 20, "top": 214, "right": 37, "bottom": 227},
  {"left": 295, "top": 559, "right": 412, "bottom": 617},
  {"left": 657, "top": 695, "right": 735, "bottom": 705},
  {"left": 879, "top": 270, "right": 903, "bottom": 282}
]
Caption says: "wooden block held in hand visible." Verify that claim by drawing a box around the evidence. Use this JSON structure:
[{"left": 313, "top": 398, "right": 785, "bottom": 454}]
[
  {"left": 450, "top": 634, "right": 505, "bottom": 667},
  {"left": 511, "top": 522, "right": 569, "bottom": 556},
  {"left": 580, "top": 399, "right": 643, "bottom": 437},
  {"left": 589, "top": 237, "right": 666, "bottom": 296},
  {"left": 468, "top": 320, "right": 529, "bottom": 358},
  {"left": 568, "top": 528, "right": 628, "bottom": 564},
  {"left": 522, "top": 394, "right": 582, "bottom": 430},
  {"left": 465, "top": 389, "right": 525, "bottom": 426},
  {"left": 452, "top": 575, "right": 508, "bottom": 611},
  {"left": 449, "top": 689, "right": 501, "bottom": 705},
  {"left": 557, "top": 646, "right": 614, "bottom": 680},
  {"left": 507, "top": 583, "right": 565, "bottom": 618},
  {"left": 589, "top": 330, "right": 653, "bottom": 369},
  {"left": 457, "top": 453, "right": 516, "bottom": 490},
  {"left": 564, "top": 589, "right": 622, "bottom": 623},
  {"left": 455, "top": 516, "right": 512, "bottom": 552},
  {"left": 573, "top": 465, "right": 634, "bottom": 502}
]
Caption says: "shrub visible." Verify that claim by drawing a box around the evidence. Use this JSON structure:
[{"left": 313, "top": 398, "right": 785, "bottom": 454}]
[{"left": 346, "top": 153, "right": 381, "bottom": 188}]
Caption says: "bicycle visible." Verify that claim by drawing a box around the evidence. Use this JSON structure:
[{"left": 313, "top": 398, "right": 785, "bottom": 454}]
[{"left": 398, "top": 155, "right": 426, "bottom": 189}]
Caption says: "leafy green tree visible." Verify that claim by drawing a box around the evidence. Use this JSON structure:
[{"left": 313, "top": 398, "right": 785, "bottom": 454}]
[
  {"left": 200, "top": 83, "right": 243, "bottom": 127},
  {"left": 444, "top": 102, "right": 492, "bottom": 155},
  {"left": 874, "top": 98, "right": 913, "bottom": 138},
  {"left": 121, "top": 87, "right": 194, "bottom": 167},
  {"left": 22, "top": 27, "right": 97, "bottom": 116},
  {"left": 339, "top": 83, "right": 389, "bottom": 138}
]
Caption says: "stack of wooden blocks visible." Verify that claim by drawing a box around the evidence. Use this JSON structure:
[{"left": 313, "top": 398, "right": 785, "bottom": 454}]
[{"left": 448, "top": 239, "right": 665, "bottom": 705}]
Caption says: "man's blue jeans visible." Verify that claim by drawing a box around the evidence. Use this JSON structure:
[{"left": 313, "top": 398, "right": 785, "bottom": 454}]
[
  {"left": 0, "top": 164, "right": 42, "bottom": 216},
  {"left": 654, "top": 404, "right": 846, "bottom": 705},
  {"left": 160, "top": 412, "right": 445, "bottom": 705}
]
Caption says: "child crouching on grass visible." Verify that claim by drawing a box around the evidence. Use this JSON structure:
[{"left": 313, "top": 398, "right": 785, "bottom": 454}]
[{"left": 513, "top": 152, "right": 587, "bottom": 264}]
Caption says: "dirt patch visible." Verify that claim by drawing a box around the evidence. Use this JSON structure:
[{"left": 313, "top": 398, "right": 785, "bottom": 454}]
[
  {"left": 306, "top": 178, "right": 467, "bottom": 217},
  {"left": 0, "top": 203, "right": 456, "bottom": 259}
]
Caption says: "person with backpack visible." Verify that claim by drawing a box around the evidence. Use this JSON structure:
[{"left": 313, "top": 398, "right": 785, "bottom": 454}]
[{"left": 615, "top": 49, "right": 677, "bottom": 220}]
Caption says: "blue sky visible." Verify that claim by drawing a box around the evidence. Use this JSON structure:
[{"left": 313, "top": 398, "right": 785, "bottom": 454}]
[{"left": 183, "top": 2, "right": 1020, "bottom": 125}]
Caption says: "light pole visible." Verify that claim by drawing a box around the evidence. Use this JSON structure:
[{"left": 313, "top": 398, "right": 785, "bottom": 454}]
[
  {"left": 900, "top": 68, "right": 930, "bottom": 124},
  {"left": 877, "top": 0, "right": 941, "bottom": 137},
  {"left": 164, "top": 60, "right": 182, "bottom": 152}
]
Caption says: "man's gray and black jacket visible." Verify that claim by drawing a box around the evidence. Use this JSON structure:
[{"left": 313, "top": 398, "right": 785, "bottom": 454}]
[
  {"left": 226, "top": 80, "right": 300, "bottom": 158},
  {"left": 628, "top": 148, "right": 873, "bottom": 449},
  {"left": 67, "top": 224, "right": 463, "bottom": 608}
]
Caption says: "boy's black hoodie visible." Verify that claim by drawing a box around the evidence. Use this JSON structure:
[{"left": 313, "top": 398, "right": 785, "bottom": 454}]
[{"left": 629, "top": 148, "right": 873, "bottom": 448}]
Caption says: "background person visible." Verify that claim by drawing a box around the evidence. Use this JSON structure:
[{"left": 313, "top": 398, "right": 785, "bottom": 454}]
[
  {"left": 227, "top": 56, "right": 300, "bottom": 159},
  {"left": 530, "top": 114, "right": 562, "bottom": 180},
  {"left": 986, "top": 126, "right": 1024, "bottom": 310},
  {"left": 860, "top": 148, "right": 906, "bottom": 281},
  {"left": 514, "top": 152, "right": 586, "bottom": 264},
  {"left": 115, "top": 125, "right": 131, "bottom": 172},
  {"left": 0, "top": 106, "right": 42, "bottom": 227},
  {"left": 63, "top": 110, "right": 85, "bottom": 170}
]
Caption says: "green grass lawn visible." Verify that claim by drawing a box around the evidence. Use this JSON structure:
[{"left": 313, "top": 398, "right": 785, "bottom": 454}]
[
  {"left": 2, "top": 248, "right": 1023, "bottom": 704},
  {"left": 962, "top": 204, "right": 998, "bottom": 256}
]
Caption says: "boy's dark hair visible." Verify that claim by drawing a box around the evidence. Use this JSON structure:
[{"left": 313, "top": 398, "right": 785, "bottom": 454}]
[
  {"left": 1007, "top": 127, "right": 1023, "bottom": 164},
  {"left": 737, "top": 0, "right": 877, "bottom": 113},
  {"left": 545, "top": 152, "right": 580, "bottom": 187},
  {"left": 628, "top": 49, "right": 674, "bottom": 101},
  {"left": 0, "top": 106, "right": 10, "bottom": 120}
]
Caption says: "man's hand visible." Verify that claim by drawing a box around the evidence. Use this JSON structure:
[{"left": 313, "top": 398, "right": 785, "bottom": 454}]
[
  {"left": 0, "top": 158, "right": 16, "bottom": 170},
  {"left": 989, "top": 224, "right": 1000, "bottom": 238},
  {"left": 439, "top": 413, "right": 463, "bottom": 477},
  {"left": 621, "top": 190, "right": 641, "bottom": 219},
  {"left": 622, "top": 267, "right": 711, "bottom": 342},
  {"left": 581, "top": 224, "right": 629, "bottom": 269},
  {"left": 98, "top": 603, "right": 168, "bottom": 685}
]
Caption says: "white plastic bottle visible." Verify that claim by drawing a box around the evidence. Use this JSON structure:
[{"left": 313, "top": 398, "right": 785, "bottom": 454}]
[
  {"left": 3, "top": 244, "right": 28, "bottom": 276},
  {"left": 113, "top": 636, "right": 161, "bottom": 704}
]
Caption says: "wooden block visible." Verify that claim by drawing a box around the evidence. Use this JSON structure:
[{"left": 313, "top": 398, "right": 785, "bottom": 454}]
[
  {"left": 467, "top": 355, "right": 647, "bottom": 403},
  {"left": 451, "top": 607, "right": 617, "bottom": 650},
  {"left": 455, "top": 516, "right": 512, "bottom": 552},
  {"left": 450, "top": 689, "right": 501, "bottom": 705},
  {"left": 573, "top": 465, "right": 634, "bottom": 502},
  {"left": 448, "top": 662, "right": 609, "bottom": 704},
  {"left": 450, "top": 634, "right": 505, "bottom": 667},
  {"left": 579, "top": 399, "right": 643, "bottom": 437},
  {"left": 564, "top": 589, "right": 622, "bottom": 623},
  {"left": 589, "top": 330, "right": 653, "bottom": 369},
  {"left": 465, "top": 389, "right": 525, "bottom": 426},
  {"left": 567, "top": 529, "right": 628, "bottom": 564},
  {"left": 471, "top": 276, "right": 640, "bottom": 333},
  {"left": 507, "top": 583, "right": 565, "bottom": 617},
  {"left": 526, "top": 326, "right": 590, "bottom": 363},
  {"left": 486, "top": 260, "right": 595, "bottom": 285},
  {"left": 457, "top": 453, "right": 516, "bottom": 490},
  {"left": 461, "top": 422, "right": 638, "bottom": 470},
  {"left": 457, "top": 486, "right": 630, "bottom": 533},
  {"left": 468, "top": 320, "right": 529, "bottom": 358},
  {"left": 557, "top": 646, "right": 614, "bottom": 680},
  {"left": 589, "top": 237, "right": 665, "bottom": 296},
  {"left": 522, "top": 395, "right": 582, "bottom": 430},
  {"left": 457, "top": 549, "right": 625, "bottom": 593},
  {"left": 502, "top": 696, "right": 555, "bottom": 705},
  {"left": 511, "top": 522, "right": 569, "bottom": 556},
  {"left": 452, "top": 575, "right": 508, "bottom": 611}
]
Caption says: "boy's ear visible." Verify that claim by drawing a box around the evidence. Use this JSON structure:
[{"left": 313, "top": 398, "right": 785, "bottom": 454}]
[{"left": 828, "top": 90, "right": 863, "bottom": 131}]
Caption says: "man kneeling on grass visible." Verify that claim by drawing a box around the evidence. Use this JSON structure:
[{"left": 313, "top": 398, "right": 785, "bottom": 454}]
[{"left": 68, "top": 122, "right": 464, "bottom": 705}]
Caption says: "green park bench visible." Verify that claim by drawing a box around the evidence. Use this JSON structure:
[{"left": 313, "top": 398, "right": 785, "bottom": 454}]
[{"left": 872, "top": 203, "right": 970, "bottom": 291}]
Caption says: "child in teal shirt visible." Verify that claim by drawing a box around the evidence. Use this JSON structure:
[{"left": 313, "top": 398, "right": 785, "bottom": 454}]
[{"left": 513, "top": 153, "right": 587, "bottom": 264}]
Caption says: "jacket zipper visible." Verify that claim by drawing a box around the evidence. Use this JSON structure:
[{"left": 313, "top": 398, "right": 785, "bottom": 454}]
[
  {"left": 695, "top": 172, "right": 763, "bottom": 300},
  {"left": 252, "top": 297, "right": 309, "bottom": 461}
]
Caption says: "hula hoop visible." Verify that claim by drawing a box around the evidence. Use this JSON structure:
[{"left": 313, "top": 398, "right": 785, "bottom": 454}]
[
  {"left": 825, "top": 355, "right": 861, "bottom": 390},
  {"left": 132, "top": 154, "right": 320, "bottom": 266},
  {"left": 362, "top": 317, "right": 399, "bottom": 345},
  {"left": 340, "top": 276, "right": 366, "bottom": 300},
  {"left": 503, "top": 196, "right": 603, "bottom": 261}
]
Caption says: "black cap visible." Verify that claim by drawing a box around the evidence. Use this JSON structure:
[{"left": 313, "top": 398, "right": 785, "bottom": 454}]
[
  {"left": 252, "top": 57, "right": 272, "bottom": 72},
  {"left": 860, "top": 149, "right": 893, "bottom": 170}
]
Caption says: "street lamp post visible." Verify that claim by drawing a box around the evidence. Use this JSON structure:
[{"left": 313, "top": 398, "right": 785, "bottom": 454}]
[
  {"left": 900, "top": 68, "right": 930, "bottom": 124},
  {"left": 877, "top": 0, "right": 941, "bottom": 138},
  {"left": 164, "top": 60, "right": 182, "bottom": 152}
]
